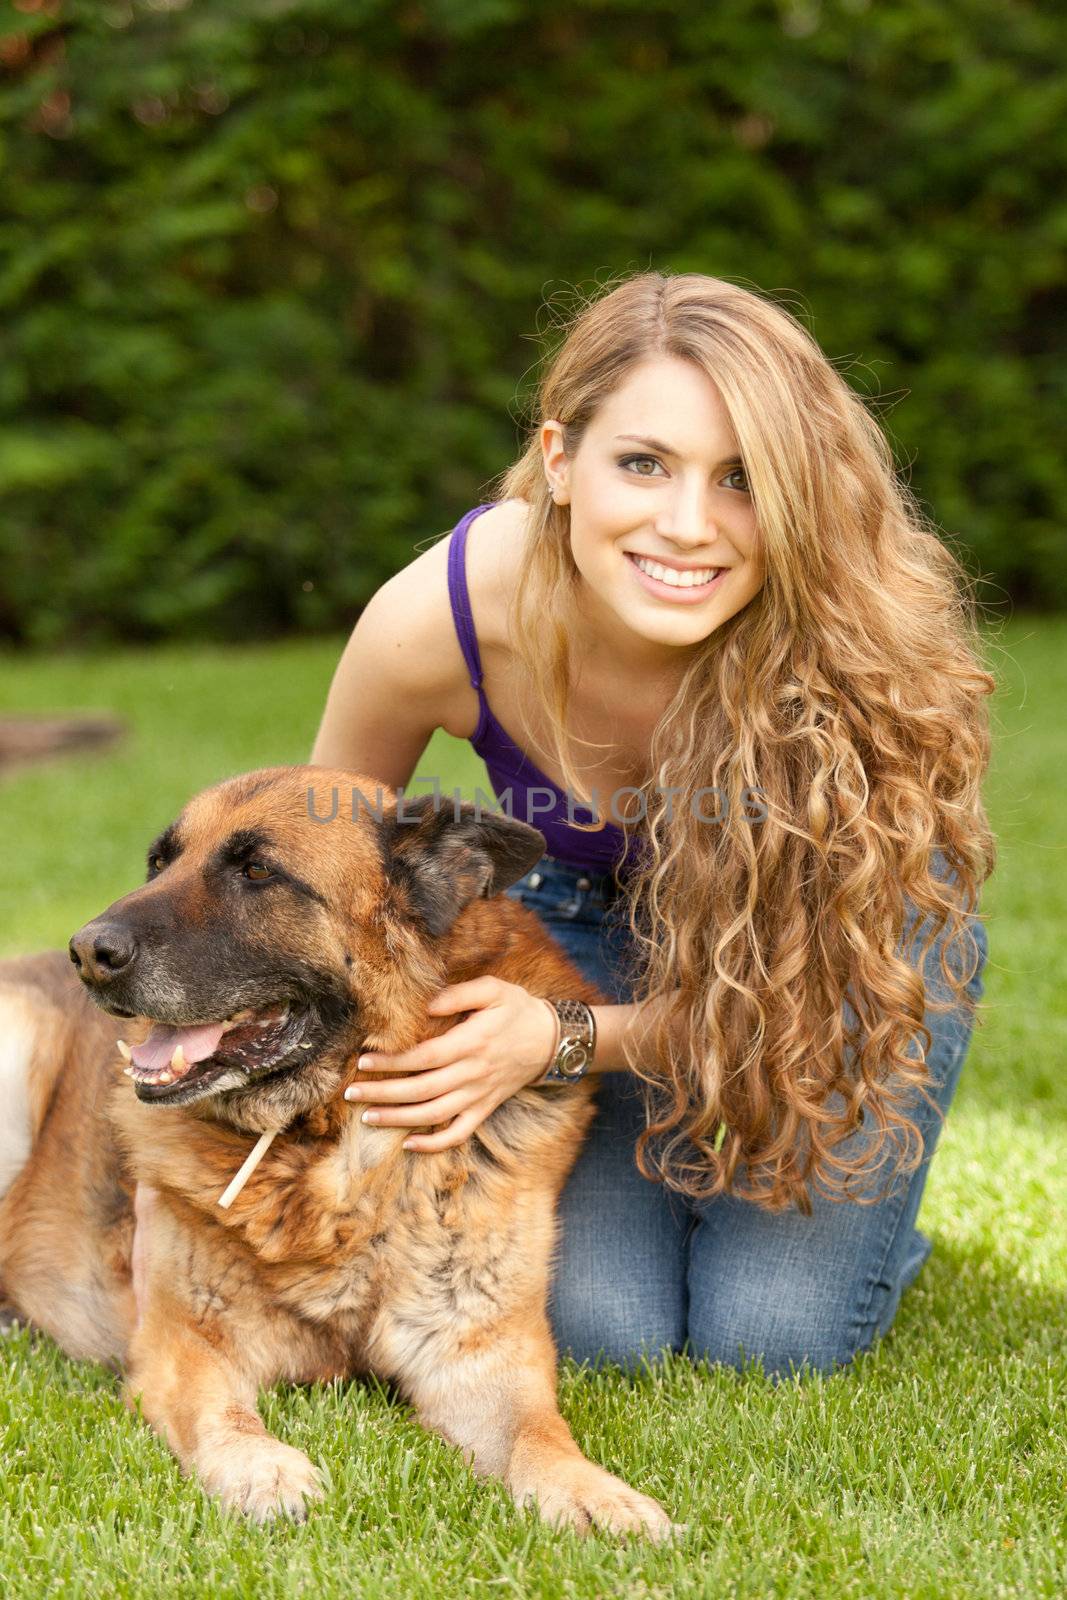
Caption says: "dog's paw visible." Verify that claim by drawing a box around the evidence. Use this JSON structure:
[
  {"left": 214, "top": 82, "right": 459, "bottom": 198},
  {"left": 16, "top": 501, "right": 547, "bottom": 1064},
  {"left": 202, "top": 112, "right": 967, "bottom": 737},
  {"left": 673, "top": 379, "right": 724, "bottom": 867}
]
[
  {"left": 207, "top": 1438, "right": 325, "bottom": 1524},
  {"left": 517, "top": 1460, "right": 682, "bottom": 1542}
]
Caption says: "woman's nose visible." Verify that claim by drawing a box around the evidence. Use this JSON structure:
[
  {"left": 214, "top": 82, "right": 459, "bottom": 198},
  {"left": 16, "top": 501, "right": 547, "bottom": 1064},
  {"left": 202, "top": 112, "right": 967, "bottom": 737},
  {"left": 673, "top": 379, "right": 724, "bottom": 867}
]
[{"left": 655, "top": 486, "right": 715, "bottom": 545}]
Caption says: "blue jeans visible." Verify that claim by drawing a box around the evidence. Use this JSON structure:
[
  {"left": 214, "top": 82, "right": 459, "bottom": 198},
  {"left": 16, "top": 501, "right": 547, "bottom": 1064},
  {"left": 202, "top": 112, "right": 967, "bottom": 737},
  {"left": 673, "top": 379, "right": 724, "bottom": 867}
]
[{"left": 506, "top": 854, "right": 988, "bottom": 1380}]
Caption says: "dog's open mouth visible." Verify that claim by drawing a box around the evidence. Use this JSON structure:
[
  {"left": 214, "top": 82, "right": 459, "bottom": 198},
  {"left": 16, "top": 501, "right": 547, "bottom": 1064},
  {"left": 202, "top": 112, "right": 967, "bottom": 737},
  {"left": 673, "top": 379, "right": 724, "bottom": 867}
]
[{"left": 119, "top": 1004, "right": 312, "bottom": 1101}]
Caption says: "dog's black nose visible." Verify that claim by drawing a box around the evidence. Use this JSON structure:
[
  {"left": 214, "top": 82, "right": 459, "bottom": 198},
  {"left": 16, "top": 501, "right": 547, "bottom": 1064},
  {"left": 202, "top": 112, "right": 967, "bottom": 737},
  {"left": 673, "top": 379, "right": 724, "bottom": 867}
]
[{"left": 69, "top": 921, "right": 138, "bottom": 985}]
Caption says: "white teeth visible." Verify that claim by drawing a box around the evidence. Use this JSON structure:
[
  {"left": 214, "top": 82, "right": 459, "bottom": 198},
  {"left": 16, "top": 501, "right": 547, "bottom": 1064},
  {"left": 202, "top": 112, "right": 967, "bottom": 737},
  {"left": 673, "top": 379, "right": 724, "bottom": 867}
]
[
  {"left": 123, "top": 1066, "right": 134, "bottom": 1077},
  {"left": 170, "top": 1044, "right": 187, "bottom": 1073},
  {"left": 633, "top": 556, "right": 720, "bottom": 588},
  {"left": 116, "top": 1040, "right": 132, "bottom": 1062}
]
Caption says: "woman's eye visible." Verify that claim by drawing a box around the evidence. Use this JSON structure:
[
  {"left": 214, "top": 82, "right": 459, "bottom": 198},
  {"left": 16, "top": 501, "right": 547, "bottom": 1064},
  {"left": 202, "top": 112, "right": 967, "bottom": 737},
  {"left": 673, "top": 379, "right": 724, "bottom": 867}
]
[
  {"left": 242, "top": 862, "right": 273, "bottom": 882},
  {"left": 620, "top": 455, "right": 749, "bottom": 493},
  {"left": 619, "top": 454, "right": 665, "bottom": 477}
]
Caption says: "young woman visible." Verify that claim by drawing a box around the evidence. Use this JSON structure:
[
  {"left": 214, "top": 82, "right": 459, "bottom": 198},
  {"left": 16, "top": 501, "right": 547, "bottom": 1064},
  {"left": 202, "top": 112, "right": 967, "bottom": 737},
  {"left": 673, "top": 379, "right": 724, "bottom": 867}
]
[{"left": 312, "top": 271, "right": 994, "bottom": 1379}]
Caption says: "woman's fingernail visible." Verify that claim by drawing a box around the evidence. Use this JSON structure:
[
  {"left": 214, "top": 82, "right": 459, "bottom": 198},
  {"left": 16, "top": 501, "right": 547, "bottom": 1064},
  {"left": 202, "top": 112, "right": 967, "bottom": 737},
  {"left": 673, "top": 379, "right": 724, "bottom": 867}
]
[
  {"left": 361, "top": 1110, "right": 379, "bottom": 1124},
  {"left": 402, "top": 1140, "right": 416, "bottom": 1150},
  {"left": 344, "top": 1085, "right": 360, "bottom": 1101},
  {"left": 357, "top": 1056, "right": 374, "bottom": 1070}
]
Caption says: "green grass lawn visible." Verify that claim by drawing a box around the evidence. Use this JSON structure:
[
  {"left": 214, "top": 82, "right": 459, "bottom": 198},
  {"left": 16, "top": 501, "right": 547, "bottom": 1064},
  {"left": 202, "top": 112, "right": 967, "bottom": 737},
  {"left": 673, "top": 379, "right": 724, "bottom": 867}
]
[{"left": 0, "top": 618, "right": 1065, "bottom": 1598}]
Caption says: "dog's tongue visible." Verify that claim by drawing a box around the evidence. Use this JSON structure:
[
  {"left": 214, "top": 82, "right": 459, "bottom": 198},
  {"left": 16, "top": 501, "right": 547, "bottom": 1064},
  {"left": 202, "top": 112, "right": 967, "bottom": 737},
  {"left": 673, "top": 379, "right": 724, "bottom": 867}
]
[{"left": 129, "top": 1022, "right": 227, "bottom": 1074}]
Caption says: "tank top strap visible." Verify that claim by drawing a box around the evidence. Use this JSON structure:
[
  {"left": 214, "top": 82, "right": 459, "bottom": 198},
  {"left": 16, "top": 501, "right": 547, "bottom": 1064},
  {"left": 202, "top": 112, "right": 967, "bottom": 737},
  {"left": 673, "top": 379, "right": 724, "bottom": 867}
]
[{"left": 447, "top": 503, "right": 496, "bottom": 694}]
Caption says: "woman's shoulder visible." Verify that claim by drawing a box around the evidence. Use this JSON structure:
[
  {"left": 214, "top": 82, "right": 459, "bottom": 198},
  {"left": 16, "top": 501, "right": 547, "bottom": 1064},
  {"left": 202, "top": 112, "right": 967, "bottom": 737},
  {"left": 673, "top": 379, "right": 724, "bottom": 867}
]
[
  {"left": 359, "top": 499, "right": 531, "bottom": 738},
  {"left": 389, "top": 498, "right": 529, "bottom": 645},
  {"left": 376, "top": 498, "right": 528, "bottom": 622},
  {"left": 462, "top": 498, "right": 532, "bottom": 648}
]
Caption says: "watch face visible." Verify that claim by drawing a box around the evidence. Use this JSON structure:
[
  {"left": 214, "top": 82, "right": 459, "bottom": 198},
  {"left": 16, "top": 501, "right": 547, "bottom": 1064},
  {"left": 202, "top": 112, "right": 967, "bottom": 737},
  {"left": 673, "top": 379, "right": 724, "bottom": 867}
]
[{"left": 558, "top": 1041, "right": 589, "bottom": 1078}]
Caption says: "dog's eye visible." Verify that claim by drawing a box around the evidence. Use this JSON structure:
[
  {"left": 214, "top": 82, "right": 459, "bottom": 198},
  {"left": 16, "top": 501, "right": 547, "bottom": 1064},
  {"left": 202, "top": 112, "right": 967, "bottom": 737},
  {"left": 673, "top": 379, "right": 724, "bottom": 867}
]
[
  {"left": 242, "top": 862, "right": 273, "bottom": 882},
  {"left": 148, "top": 855, "right": 166, "bottom": 876}
]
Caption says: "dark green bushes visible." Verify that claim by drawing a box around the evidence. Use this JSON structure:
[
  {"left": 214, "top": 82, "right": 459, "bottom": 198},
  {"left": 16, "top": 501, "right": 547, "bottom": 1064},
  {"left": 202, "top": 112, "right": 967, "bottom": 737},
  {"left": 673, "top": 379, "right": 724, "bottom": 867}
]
[{"left": 1, "top": 0, "right": 1062, "bottom": 644}]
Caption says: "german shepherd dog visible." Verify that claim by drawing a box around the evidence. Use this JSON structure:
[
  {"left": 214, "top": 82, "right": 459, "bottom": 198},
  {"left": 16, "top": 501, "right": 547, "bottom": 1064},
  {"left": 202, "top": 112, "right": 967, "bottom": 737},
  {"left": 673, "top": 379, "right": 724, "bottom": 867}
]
[{"left": 0, "top": 767, "right": 674, "bottom": 1537}]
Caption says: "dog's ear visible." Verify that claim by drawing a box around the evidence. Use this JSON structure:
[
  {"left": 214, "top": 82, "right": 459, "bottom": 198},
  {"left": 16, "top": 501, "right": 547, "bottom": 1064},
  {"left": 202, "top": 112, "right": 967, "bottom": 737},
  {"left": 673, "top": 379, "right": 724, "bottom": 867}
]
[{"left": 381, "top": 797, "right": 545, "bottom": 938}]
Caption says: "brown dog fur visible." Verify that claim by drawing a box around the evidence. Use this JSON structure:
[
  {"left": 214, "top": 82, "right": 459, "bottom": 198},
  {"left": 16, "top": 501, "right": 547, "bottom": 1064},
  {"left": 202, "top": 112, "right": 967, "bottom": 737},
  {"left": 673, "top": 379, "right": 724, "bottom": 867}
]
[{"left": 0, "top": 767, "right": 674, "bottom": 1535}]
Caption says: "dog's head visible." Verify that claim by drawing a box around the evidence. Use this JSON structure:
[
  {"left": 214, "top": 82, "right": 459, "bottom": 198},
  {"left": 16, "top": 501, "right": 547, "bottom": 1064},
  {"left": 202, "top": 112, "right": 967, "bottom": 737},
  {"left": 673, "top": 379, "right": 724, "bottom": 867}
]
[{"left": 68, "top": 766, "right": 544, "bottom": 1125}]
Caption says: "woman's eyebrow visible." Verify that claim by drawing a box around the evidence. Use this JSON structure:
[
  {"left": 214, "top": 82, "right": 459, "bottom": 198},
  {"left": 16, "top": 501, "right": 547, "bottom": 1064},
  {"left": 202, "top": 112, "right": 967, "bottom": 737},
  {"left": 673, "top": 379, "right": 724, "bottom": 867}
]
[{"left": 614, "top": 433, "right": 743, "bottom": 467}]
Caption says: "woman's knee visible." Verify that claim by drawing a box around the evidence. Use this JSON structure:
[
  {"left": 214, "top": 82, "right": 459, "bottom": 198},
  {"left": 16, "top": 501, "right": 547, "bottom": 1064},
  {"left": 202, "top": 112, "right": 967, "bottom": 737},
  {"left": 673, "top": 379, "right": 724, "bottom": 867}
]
[
  {"left": 687, "top": 1226, "right": 931, "bottom": 1381},
  {"left": 550, "top": 1285, "right": 686, "bottom": 1372},
  {"left": 554, "top": 1288, "right": 873, "bottom": 1377},
  {"left": 550, "top": 1253, "right": 688, "bottom": 1375},
  {"left": 687, "top": 1299, "right": 879, "bottom": 1381}
]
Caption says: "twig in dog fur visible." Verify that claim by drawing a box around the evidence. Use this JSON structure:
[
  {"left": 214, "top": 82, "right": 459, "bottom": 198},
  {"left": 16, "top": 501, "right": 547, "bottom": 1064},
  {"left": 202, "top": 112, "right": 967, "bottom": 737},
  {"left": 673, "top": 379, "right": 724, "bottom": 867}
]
[{"left": 217, "top": 1130, "right": 277, "bottom": 1210}]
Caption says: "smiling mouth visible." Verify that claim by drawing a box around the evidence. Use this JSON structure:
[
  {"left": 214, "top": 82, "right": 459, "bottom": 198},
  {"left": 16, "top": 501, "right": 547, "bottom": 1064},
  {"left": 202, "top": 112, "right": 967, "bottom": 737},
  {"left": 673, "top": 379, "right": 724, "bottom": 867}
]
[
  {"left": 625, "top": 553, "right": 726, "bottom": 597},
  {"left": 118, "top": 1003, "right": 316, "bottom": 1101}
]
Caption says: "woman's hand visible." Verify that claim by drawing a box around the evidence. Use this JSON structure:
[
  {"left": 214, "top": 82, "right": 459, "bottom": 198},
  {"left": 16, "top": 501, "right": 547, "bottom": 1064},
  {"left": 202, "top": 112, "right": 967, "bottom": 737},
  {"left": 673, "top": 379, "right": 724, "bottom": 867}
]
[{"left": 343, "top": 978, "right": 558, "bottom": 1153}]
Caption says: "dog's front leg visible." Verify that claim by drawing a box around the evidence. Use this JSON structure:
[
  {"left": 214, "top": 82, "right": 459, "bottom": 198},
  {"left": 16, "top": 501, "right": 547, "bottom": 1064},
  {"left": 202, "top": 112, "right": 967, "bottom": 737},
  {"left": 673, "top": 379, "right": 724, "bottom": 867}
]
[
  {"left": 373, "top": 1302, "right": 679, "bottom": 1540},
  {"left": 126, "top": 1250, "right": 324, "bottom": 1523}
]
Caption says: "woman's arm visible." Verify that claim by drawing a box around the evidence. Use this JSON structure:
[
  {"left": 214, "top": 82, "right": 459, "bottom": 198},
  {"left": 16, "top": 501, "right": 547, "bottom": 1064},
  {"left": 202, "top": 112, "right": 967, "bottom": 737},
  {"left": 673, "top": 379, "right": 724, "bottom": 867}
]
[
  {"left": 589, "top": 992, "right": 677, "bottom": 1074},
  {"left": 310, "top": 539, "right": 478, "bottom": 781}
]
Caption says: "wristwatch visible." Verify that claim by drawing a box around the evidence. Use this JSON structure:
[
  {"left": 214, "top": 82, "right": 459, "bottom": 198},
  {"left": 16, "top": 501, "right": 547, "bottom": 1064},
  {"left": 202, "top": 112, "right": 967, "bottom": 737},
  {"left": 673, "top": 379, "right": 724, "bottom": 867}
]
[{"left": 539, "top": 999, "right": 597, "bottom": 1082}]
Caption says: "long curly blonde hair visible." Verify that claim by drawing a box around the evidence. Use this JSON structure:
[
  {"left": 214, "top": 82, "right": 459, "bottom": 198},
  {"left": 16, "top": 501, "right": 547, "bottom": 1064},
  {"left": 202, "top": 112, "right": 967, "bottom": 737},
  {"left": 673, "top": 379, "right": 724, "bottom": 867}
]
[{"left": 493, "top": 270, "right": 996, "bottom": 1215}]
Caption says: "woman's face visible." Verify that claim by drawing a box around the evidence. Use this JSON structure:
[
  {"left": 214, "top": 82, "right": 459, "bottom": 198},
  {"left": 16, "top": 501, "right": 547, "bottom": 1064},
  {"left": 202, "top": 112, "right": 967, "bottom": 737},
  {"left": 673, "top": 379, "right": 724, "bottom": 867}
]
[{"left": 541, "top": 355, "right": 764, "bottom": 666}]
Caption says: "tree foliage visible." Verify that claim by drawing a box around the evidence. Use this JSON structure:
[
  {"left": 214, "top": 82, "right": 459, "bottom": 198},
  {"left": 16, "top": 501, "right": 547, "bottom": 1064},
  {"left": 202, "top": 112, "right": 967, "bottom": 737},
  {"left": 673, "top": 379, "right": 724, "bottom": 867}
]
[{"left": 1, "top": 0, "right": 1062, "bottom": 644}]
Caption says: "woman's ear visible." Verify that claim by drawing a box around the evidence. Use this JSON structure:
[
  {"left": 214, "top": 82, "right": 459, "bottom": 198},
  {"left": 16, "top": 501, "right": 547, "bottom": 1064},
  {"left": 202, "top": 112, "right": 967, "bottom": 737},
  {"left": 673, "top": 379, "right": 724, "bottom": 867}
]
[
  {"left": 379, "top": 797, "right": 545, "bottom": 938},
  {"left": 540, "top": 420, "right": 571, "bottom": 505}
]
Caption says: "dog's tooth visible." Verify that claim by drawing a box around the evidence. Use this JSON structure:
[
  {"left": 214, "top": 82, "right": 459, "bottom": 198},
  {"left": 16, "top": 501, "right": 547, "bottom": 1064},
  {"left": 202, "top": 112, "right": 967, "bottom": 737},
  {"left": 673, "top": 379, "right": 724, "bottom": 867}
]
[
  {"left": 116, "top": 1039, "right": 132, "bottom": 1062},
  {"left": 170, "top": 1043, "right": 187, "bottom": 1073},
  {"left": 123, "top": 1065, "right": 134, "bottom": 1077},
  {"left": 156, "top": 1070, "right": 174, "bottom": 1085}
]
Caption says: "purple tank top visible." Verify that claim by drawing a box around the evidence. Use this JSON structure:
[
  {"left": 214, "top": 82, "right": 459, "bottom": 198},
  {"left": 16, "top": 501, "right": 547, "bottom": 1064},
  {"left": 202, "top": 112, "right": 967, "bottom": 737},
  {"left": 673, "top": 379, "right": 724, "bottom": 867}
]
[{"left": 447, "top": 503, "right": 642, "bottom": 875}]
